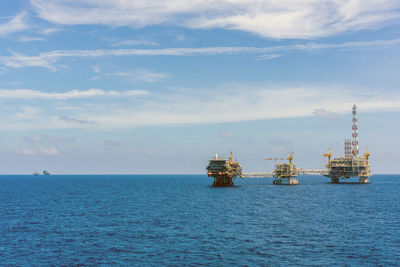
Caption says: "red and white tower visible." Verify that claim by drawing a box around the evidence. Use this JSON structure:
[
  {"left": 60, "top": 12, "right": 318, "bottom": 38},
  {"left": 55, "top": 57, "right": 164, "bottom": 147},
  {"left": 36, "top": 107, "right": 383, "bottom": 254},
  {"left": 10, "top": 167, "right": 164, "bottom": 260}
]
[{"left": 352, "top": 104, "right": 359, "bottom": 157}]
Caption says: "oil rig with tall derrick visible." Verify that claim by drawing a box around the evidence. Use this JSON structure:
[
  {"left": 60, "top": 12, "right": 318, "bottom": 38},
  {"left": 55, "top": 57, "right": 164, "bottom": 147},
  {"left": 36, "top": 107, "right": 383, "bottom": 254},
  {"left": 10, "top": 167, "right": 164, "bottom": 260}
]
[
  {"left": 323, "top": 104, "right": 371, "bottom": 183},
  {"left": 206, "top": 152, "right": 243, "bottom": 186}
]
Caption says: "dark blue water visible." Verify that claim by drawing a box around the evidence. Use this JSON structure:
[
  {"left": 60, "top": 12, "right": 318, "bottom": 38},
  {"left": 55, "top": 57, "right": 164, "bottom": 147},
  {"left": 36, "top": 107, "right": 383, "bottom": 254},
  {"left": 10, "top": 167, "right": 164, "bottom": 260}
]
[{"left": 1, "top": 175, "right": 399, "bottom": 266}]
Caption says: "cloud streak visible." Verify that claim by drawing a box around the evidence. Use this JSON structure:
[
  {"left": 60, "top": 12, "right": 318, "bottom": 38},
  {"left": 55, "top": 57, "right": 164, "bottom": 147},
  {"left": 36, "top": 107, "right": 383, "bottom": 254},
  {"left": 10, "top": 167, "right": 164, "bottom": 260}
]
[
  {"left": 111, "top": 39, "right": 158, "bottom": 47},
  {"left": 19, "top": 36, "right": 46, "bottom": 42},
  {"left": 15, "top": 146, "right": 59, "bottom": 155},
  {"left": 109, "top": 69, "right": 170, "bottom": 83},
  {"left": 219, "top": 131, "right": 235, "bottom": 138},
  {"left": 0, "top": 13, "right": 29, "bottom": 36},
  {"left": 38, "top": 147, "right": 59, "bottom": 155},
  {"left": 2, "top": 85, "right": 400, "bottom": 130},
  {"left": 313, "top": 108, "right": 339, "bottom": 120},
  {"left": 0, "top": 89, "right": 150, "bottom": 99},
  {"left": 59, "top": 115, "right": 96, "bottom": 125},
  {"left": 1, "top": 39, "right": 399, "bottom": 69},
  {"left": 30, "top": 0, "right": 400, "bottom": 39}
]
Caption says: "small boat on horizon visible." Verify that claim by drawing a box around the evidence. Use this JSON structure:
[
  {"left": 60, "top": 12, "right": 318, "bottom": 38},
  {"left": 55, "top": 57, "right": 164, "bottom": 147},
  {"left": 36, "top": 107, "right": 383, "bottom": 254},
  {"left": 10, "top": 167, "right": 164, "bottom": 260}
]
[
  {"left": 43, "top": 170, "right": 51, "bottom": 176},
  {"left": 33, "top": 171, "right": 40, "bottom": 176}
]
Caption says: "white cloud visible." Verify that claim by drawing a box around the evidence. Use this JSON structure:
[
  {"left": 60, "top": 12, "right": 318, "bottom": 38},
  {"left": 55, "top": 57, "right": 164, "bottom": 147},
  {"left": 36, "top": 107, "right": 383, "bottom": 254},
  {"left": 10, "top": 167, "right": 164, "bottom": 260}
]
[
  {"left": 25, "top": 134, "right": 75, "bottom": 143},
  {"left": 14, "top": 145, "right": 59, "bottom": 156},
  {"left": 15, "top": 147, "right": 36, "bottom": 155},
  {"left": 59, "top": 115, "right": 96, "bottom": 125},
  {"left": 1, "top": 39, "right": 399, "bottom": 69},
  {"left": 82, "top": 86, "right": 400, "bottom": 129},
  {"left": 110, "top": 69, "right": 170, "bottom": 83},
  {"left": 92, "top": 64, "right": 100, "bottom": 73},
  {"left": 19, "top": 36, "right": 46, "bottom": 42},
  {"left": 0, "top": 89, "right": 150, "bottom": 99},
  {"left": 313, "top": 108, "right": 339, "bottom": 120},
  {"left": 25, "top": 134, "right": 42, "bottom": 142},
  {"left": 256, "top": 54, "right": 281, "bottom": 61},
  {"left": 219, "top": 131, "right": 235, "bottom": 138},
  {"left": 2, "top": 84, "right": 400, "bottom": 131},
  {"left": 38, "top": 147, "right": 59, "bottom": 155},
  {"left": 30, "top": 0, "right": 400, "bottom": 39},
  {"left": 40, "top": 28, "right": 62, "bottom": 35},
  {"left": 15, "top": 106, "right": 43, "bottom": 120},
  {"left": 89, "top": 76, "right": 101, "bottom": 80},
  {"left": 0, "top": 51, "right": 58, "bottom": 70},
  {"left": 112, "top": 39, "right": 158, "bottom": 47},
  {"left": 0, "top": 13, "right": 29, "bottom": 36}
]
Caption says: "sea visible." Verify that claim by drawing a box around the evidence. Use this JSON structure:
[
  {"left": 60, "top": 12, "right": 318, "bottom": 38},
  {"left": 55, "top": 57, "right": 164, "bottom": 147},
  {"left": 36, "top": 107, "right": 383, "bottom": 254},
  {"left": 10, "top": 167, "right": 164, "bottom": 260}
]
[{"left": 0, "top": 174, "right": 399, "bottom": 266}]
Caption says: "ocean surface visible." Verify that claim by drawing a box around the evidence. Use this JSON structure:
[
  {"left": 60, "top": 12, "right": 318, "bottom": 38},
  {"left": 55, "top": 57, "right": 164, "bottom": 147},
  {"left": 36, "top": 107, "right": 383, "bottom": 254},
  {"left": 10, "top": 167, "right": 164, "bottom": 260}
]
[{"left": 0, "top": 174, "right": 399, "bottom": 266}]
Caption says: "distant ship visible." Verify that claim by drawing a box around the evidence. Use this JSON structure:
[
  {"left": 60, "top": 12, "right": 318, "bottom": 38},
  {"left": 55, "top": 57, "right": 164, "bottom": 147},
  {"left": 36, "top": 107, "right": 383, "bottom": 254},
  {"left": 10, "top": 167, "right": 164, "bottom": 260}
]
[
  {"left": 33, "top": 171, "right": 40, "bottom": 176},
  {"left": 43, "top": 170, "right": 51, "bottom": 176}
]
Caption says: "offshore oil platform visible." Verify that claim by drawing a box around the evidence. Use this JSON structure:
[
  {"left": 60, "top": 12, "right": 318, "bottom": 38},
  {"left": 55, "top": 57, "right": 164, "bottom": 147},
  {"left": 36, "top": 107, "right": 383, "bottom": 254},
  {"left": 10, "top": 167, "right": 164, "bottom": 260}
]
[
  {"left": 322, "top": 104, "right": 371, "bottom": 183},
  {"left": 206, "top": 104, "right": 372, "bottom": 186},
  {"left": 265, "top": 152, "right": 298, "bottom": 185},
  {"left": 206, "top": 152, "right": 243, "bottom": 186}
]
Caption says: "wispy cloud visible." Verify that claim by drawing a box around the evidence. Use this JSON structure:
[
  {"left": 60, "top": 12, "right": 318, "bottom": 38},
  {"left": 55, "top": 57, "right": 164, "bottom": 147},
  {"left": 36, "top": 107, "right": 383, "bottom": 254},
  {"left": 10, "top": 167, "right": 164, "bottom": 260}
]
[
  {"left": 14, "top": 146, "right": 59, "bottom": 155},
  {"left": 0, "top": 51, "right": 59, "bottom": 70},
  {"left": 25, "top": 134, "right": 75, "bottom": 143},
  {"left": 219, "top": 131, "right": 235, "bottom": 138},
  {"left": 1, "top": 39, "right": 399, "bottom": 69},
  {"left": 40, "top": 27, "right": 62, "bottom": 35},
  {"left": 111, "top": 39, "right": 158, "bottom": 47},
  {"left": 25, "top": 134, "right": 42, "bottom": 142},
  {"left": 15, "top": 147, "right": 36, "bottom": 155},
  {"left": 256, "top": 54, "right": 281, "bottom": 61},
  {"left": 30, "top": 0, "right": 400, "bottom": 39},
  {"left": 0, "top": 12, "right": 29, "bottom": 36},
  {"left": 15, "top": 106, "right": 42, "bottom": 120},
  {"left": 38, "top": 147, "right": 59, "bottom": 155},
  {"left": 0, "top": 89, "right": 150, "bottom": 99},
  {"left": 92, "top": 64, "right": 100, "bottom": 73},
  {"left": 313, "top": 108, "right": 339, "bottom": 120},
  {"left": 59, "top": 115, "right": 96, "bottom": 125},
  {"left": 2, "top": 84, "right": 400, "bottom": 131},
  {"left": 66, "top": 86, "right": 400, "bottom": 128},
  {"left": 109, "top": 69, "right": 170, "bottom": 83},
  {"left": 19, "top": 36, "right": 45, "bottom": 42},
  {"left": 89, "top": 76, "right": 101, "bottom": 80}
]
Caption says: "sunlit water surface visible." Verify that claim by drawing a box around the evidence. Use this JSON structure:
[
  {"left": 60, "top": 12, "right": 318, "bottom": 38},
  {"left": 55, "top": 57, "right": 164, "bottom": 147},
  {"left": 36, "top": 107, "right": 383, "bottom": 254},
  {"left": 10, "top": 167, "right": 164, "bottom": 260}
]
[{"left": 1, "top": 174, "right": 399, "bottom": 265}]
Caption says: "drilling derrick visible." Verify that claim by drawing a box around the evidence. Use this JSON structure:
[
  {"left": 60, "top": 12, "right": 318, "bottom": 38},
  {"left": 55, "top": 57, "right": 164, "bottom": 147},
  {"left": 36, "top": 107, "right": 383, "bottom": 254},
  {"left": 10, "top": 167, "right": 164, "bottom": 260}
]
[
  {"left": 206, "top": 152, "right": 243, "bottom": 186},
  {"left": 352, "top": 104, "right": 359, "bottom": 157},
  {"left": 266, "top": 152, "right": 299, "bottom": 185},
  {"left": 323, "top": 104, "right": 371, "bottom": 183}
]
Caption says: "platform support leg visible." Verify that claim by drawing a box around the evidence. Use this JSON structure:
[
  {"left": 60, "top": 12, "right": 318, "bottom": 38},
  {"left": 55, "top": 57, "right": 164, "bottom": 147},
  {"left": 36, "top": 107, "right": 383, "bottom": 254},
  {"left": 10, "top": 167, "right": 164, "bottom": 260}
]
[
  {"left": 331, "top": 177, "right": 340, "bottom": 183},
  {"left": 213, "top": 176, "right": 233, "bottom": 186}
]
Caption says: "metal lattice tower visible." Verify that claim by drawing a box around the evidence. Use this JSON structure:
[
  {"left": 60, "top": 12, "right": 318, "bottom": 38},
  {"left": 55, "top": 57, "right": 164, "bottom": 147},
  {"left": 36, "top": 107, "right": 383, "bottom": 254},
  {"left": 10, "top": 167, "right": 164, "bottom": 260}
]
[
  {"left": 344, "top": 139, "right": 352, "bottom": 157},
  {"left": 352, "top": 104, "right": 359, "bottom": 157}
]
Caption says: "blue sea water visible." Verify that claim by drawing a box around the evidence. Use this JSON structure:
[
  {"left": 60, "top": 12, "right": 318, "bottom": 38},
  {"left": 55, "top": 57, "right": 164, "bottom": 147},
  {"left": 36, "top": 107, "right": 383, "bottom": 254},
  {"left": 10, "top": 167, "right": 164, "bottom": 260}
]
[{"left": 0, "top": 174, "right": 399, "bottom": 266}]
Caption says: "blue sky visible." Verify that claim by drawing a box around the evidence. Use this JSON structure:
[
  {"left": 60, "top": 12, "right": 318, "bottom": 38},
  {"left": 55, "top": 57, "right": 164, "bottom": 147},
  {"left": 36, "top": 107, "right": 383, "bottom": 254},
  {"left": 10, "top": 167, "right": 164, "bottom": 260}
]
[{"left": 0, "top": 0, "right": 399, "bottom": 174}]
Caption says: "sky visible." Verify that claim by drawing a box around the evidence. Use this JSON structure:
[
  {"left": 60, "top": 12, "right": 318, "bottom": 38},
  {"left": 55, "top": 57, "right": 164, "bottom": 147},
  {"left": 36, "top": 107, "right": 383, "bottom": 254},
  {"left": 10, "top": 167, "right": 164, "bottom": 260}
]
[{"left": 0, "top": 0, "right": 399, "bottom": 174}]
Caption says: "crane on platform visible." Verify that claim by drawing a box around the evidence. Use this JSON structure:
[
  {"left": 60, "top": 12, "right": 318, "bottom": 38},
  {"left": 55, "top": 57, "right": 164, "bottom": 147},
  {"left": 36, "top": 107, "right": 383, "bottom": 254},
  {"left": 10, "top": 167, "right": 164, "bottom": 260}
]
[
  {"left": 363, "top": 148, "right": 370, "bottom": 167},
  {"left": 288, "top": 151, "right": 294, "bottom": 166},
  {"left": 322, "top": 148, "right": 332, "bottom": 167},
  {"left": 264, "top": 152, "right": 294, "bottom": 164}
]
